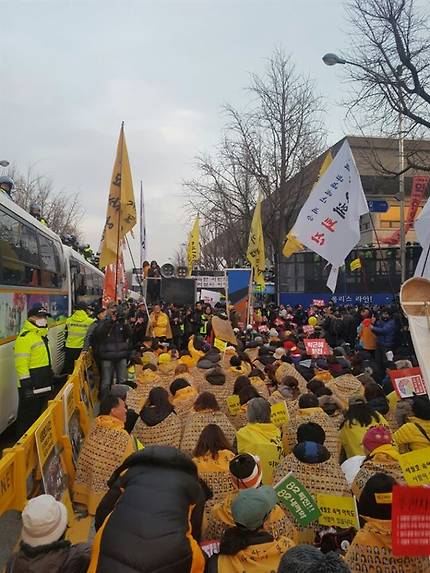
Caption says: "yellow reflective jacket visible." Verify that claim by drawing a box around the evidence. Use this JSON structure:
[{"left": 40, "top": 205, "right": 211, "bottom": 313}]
[
  {"left": 65, "top": 310, "right": 94, "bottom": 349},
  {"left": 14, "top": 320, "right": 51, "bottom": 387}
]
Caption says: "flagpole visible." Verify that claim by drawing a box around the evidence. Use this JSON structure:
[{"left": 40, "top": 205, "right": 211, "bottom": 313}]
[
  {"left": 114, "top": 121, "right": 124, "bottom": 302},
  {"left": 140, "top": 180, "right": 143, "bottom": 270},
  {"left": 247, "top": 266, "right": 254, "bottom": 326}
]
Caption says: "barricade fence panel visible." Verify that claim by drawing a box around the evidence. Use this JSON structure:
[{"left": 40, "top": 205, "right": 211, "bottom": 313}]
[{"left": 0, "top": 353, "right": 97, "bottom": 520}]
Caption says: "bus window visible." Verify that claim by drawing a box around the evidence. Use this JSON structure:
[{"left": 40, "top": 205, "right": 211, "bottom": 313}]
[
  {"left": 38, "top": 234, "right": 65, "bottom": 288},
  {"left": 0, "top": 210, "right": 40, "bottom": 286}
]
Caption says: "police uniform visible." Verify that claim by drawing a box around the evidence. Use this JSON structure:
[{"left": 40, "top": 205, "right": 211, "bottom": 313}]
[
  {"left": 14, "top": 305, "right": 53, "bottom": 437},
  {"left": 63, "top": 305, "right": 94, "bottom": 374}
]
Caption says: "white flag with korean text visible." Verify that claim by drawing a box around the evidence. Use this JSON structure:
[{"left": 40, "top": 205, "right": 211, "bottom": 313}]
[{"left": 294, "top": 140, "right": 369, "bottom": 272}]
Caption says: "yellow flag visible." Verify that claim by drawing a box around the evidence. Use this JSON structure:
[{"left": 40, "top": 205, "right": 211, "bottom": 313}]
[
  {"left": 187, "top": 217, "right": 200, "bottom": 275},
  {"left": 247, "top": 195, "right": 266, "bottom": 288},
  {"left": 350, "top": 258, "right": 362, "bottom": 271},
  {"left": 99, "top": 123, "right": 137, "bottom": 268},
  {"left": 282, "top": 150, "right": 333, "bottom": 258}
]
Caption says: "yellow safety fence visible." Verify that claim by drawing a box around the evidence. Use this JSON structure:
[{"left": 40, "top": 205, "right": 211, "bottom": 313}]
[{"left": 0, "top": 351, "right": 98, "bottom": 544}]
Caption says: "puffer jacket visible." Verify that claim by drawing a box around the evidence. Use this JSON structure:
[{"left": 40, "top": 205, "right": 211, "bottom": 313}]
[
  {"left": 372, "top": 318, "right": 396, "bottom": 348},
  {"left": 89, "top": 447, "right": 206, "bottom": 573},
  {"left": 94, "top": 318, "right": 131, "bottom": 361},
  {"left": 7, "top": 540, "right": 90, "bottom": 573}
]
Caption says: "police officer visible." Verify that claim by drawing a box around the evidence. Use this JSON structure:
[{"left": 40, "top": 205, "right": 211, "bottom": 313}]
[
  {"left": 29, "top": 203, "right": 48, "bottom": 225},
  {"left": 0, "top": 175, "right": 15, "bottom": 198},
  {"left": 63, "top": 302, "right": 95, "bottom": 374},
  {"left": 14, "top": 304, "right": 53, "bottom": 437}
]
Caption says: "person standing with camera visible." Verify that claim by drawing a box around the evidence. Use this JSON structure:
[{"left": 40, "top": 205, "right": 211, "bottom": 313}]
[{"left": 93, "top": 306, "right": 132, "bottom": 400}]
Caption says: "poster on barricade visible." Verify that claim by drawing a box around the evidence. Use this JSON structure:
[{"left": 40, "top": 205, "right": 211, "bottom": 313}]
[
  {"left": 274, "top": 473, "right": 321, "bottom": 527},
  {"left": 304, "top": 338, "right": 330, "bottom": 356},
  {"left": 392, "top": 485, "right": 430, "bottom": 556},
  {"left": 35, "top": 411, "right": 67, "bottom": 501},
  {"left": 389, "top": 367, "right": 427, "bottom": 399},
  {"left": 62, "top": 384, "right": 85, "bottom": 468}
]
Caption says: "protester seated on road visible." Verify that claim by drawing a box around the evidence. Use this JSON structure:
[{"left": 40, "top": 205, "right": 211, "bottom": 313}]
[
  {"left": 6, "top": 495, "right": 90, "bottom": 573},
  {"left": 169, "top": 377, "right": 198, "bottom": 421},
  {"left": 274, "top": 422, "right": 351, "bottom": 544},
  {"left": 233, "top": 375, "right": 251, "bottom": 396},
  {"left": 181, "top": 392, "right": 236, "bottom": 454},
  {"left": 283, "top": 393, "right": 340, "bottom": 460},
  {"left": 132, "top": 386, "right": 182, "bottom": 448},
  {"left": 109, "top": 383, "right": 138, "bottom": 433},
  {"left": 278, "top": 544, "right": 351, "bottom": 573},
  {"left": 192, "top": 424, "right": 235, "bottom": 475},
  {"left": 339, "top": 395, "right": 389, "bottom": 459},
  {"left": 230, "top": 385, "right": 261, "bottom": 430},
  {"left": 363, "top": 382, "right": 390, "bottom": 416},
  {"left": 351, "top": 425, "right": 403, "bottom": 497},
  {"left": 206, "top": 453, "right": 297, "bottom": 543},
  {"left": 345, "top": 473, "right": 430, "bottom": 573},
  {"left": 249, "top": 368, "right": 270, "bottom": 398},
  {"left": 91, "top": 447, "right": 207, "bottom": 573},
  {"left": 73, "top": 395, "right": 136, "bottom": 514},
  {"left": 269, "top": 375, "right": 300, "bottom": 408},
  {"left": 236, "top": 397, "right": 283, "bottom": 485},
  {"left": 199, "top": 367, "right": 233, "bottom": 413},
  {"left": 393, "top": 394, "right": 430, "bottom": 452},
  {"left": 206, "top": 486, "right": 294, "bottom": 573}
]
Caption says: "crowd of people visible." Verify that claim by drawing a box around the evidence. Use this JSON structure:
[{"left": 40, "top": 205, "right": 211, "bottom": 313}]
[{"left": 9, "top": 297, "right": 430, "bottom": 573}]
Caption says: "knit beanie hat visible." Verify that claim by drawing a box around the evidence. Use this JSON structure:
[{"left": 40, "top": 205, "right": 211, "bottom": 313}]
[
  {"left": 362, "top": 425, "right": 392, "bottom": 453},
  {"left": 229, "top": 453, "right": 262, "bottom": 489},
  {"left": 278, "top": 544, "right": 350, "bottom": 573}
]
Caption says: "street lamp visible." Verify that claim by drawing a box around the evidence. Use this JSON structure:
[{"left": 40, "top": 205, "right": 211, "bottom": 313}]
[{"left": 322, "top": 53, "right": 406, "bottom": 284}]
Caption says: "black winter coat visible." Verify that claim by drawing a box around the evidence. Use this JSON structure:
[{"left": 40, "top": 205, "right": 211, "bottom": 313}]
[
  {"left": 92, "top": 447, "right": 207, "bottom": 573},
  {"left": 93, "top": 319, "right": 131, "bottom": 361}
]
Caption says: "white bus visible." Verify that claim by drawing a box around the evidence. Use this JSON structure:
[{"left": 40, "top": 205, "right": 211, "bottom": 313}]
[{"left": 0, "top": 193, "right": 103, "bottom": 434}]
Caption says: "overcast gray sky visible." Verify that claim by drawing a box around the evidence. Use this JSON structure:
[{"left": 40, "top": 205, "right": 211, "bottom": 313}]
[{"left": 1, "top": 0, "right": 352, "bottom": 264}]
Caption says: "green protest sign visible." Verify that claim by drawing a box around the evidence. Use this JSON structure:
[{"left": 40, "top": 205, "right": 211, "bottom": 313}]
[{"left": 274, "top": 472, "right": 321, "bottom": 527}]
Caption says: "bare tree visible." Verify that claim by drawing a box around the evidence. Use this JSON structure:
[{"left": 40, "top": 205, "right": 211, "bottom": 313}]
[
  {"left": 171, "top": 243, "right": 187, "bottom": 268},
  {"left": 341, "top": 0, "right": 430, "bottom": 170},
  {"left": 7, "top": 166, "right": 84, "bottom": 238},
  {"left": 185, "top": 48, "right": 326, "bottom": 291}
]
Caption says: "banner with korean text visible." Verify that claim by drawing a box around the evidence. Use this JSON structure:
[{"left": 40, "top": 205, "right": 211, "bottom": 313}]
[{"left": 294, "top": 140, "right": 369, "bottom": 291}]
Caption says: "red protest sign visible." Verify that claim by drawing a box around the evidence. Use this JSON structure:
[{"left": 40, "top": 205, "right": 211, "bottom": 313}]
[
  {"left": 389, "top": 368, "right": 427, "bottom": 399},
  {"left": 304, "top": 338, "right": 330, "bottom": 356},
  {"left": 392, "top": 485, "right": 430, "bottom": 557}
]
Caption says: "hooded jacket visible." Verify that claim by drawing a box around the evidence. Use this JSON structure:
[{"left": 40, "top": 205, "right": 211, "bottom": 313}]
[
  {"left": 206, "top": 531, "right": 292, "bottom": 573},
  {"left": 345, "top": 517, "right": 430, "bottom": 573},
  {"left": 89, "top": 447, "right": 206, "bottom": 573},
  {"left": 8, "top": 540, "right": 90, "bottom": 573}
]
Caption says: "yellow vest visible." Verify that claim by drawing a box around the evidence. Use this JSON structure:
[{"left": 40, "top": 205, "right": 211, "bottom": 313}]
[
  {"left": 14, "top": 320, "right": 50, "bottom": 386},
  {"left": 65, "top": 310, "right": 94, "bottom": 349}
]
